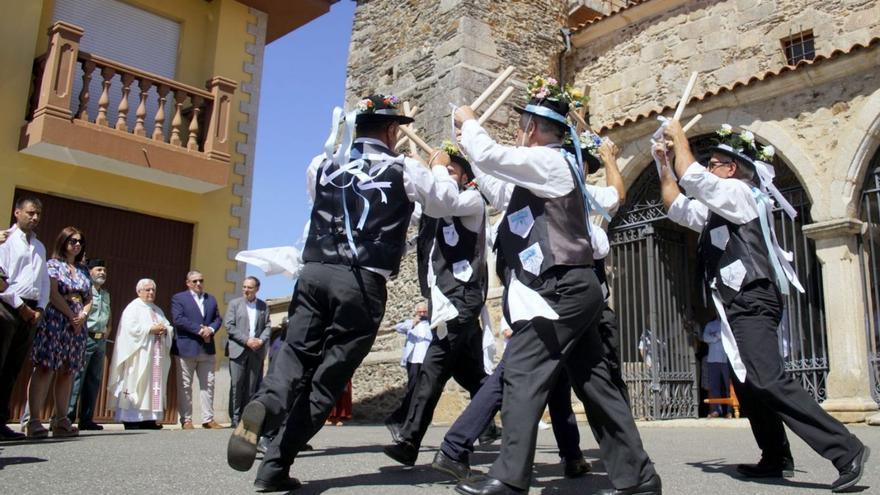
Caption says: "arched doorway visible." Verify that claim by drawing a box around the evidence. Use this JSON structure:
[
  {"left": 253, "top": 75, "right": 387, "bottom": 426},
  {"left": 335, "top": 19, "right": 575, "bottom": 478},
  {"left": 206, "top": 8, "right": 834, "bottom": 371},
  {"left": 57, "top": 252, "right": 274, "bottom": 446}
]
[
  {"left": 608, "top": 134, "right": 828, "bottom": 420},
  {"left": 857, "top": 145, "right": 880, "bottom": 404}
]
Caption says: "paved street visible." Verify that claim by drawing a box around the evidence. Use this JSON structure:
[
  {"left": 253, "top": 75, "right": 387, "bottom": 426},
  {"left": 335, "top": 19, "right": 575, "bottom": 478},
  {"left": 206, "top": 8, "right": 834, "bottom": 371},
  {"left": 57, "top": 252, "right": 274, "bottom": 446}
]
[{"left": 1, "top": 420, "right": 877, "bottom": 494}]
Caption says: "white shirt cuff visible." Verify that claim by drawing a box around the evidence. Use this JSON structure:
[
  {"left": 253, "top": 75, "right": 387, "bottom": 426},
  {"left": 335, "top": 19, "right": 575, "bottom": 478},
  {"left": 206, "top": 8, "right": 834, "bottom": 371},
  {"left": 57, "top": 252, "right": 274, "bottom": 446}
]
[{"left": 666, "top": 193, "right": 690, "bottom": 224}]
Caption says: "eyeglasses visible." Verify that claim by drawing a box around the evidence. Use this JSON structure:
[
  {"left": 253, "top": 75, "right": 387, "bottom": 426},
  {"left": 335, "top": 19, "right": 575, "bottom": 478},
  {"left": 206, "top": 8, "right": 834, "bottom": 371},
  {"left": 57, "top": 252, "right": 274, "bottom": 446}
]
[
  {"left": 67, "top": 238, "right": 83, "bottom": 245},
  {"left": 707, "top": 158, "right": 734, "bottom": 171},
  {"left": 190, "top": 279, "right": 204, "bottom": 284}
]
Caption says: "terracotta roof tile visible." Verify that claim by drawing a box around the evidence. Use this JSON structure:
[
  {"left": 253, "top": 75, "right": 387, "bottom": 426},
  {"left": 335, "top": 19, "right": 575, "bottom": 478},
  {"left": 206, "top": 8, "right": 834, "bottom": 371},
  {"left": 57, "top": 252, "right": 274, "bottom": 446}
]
[
  {"left": 570, "top": 0, "right": 652, "bottom": 33},
  {"left": 598, "top": 37, "right": 880, "bottom": 132}
]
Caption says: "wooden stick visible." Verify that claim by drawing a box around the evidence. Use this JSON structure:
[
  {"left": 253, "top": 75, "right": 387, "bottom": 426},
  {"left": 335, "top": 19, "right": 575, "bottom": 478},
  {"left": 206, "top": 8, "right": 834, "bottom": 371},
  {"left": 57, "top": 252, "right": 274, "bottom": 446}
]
[
  {"left": 398, "top": 125, "right": 434, "bottom": 155},
  {"left": 673, "top": 71, "right": 698, "bottom": 122},
  {"left": 471, "top": 66, "right": 515, "bottom": 111},
  {"left": 569, "top": 110, "right": 590, "bottom": 133},
  {"left": 682, "top": 113, "right": 702, "bottom": 133},
  {"left": 477, "top": 86, "right": 515, "bottom": 125},
  {"left": 395, "top": 103, "right": 419, "bottom": 151}
]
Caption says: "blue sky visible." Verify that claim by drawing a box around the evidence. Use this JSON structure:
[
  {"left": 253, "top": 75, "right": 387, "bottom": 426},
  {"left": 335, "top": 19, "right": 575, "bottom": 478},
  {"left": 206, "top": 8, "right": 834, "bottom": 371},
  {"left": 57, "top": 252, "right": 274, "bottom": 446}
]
[{"left": 246, "top": 2, "right": 356, "bottom": 299}]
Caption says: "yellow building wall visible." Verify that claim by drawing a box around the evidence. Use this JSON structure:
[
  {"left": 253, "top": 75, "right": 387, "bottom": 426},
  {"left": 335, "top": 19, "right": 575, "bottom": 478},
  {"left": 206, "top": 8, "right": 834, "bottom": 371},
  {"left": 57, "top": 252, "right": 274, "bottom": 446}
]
[{"left": 0, "top": 0, "right": 257, "bottom": 349}]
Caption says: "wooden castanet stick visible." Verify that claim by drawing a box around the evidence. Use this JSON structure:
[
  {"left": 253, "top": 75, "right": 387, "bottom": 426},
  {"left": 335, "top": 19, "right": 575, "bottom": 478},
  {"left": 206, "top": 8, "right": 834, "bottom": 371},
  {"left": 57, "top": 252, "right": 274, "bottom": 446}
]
[
  {"left": 395, "top": 103, "right": 419, "bottom": 151},
  {"left": 471, "top": 66, "right": 515, "bottom": 111},
  {"left": 399, "top": 125, "right": 434, "bottom": 155},
  {"left": 673, "top": 71, "right": 698, "bottom": 122},
  {"left": 682, "top": 113, "right": 702, "bottom": 133},
  {"left": 477, "top": 86, "right": 515, "bottom": 125}
]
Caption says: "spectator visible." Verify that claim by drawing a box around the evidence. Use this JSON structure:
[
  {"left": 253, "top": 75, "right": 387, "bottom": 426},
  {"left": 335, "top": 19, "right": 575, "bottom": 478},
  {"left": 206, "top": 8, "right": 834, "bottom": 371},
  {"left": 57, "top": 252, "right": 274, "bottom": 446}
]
[
  {"left": 67, "top": 258, "right": 111, "bottom": 430},
  {"left": 326, "top": 380, "right": 353, "bottom": 426},
  {"left": 384, "top": 301, "right": 431, "bottom": 439},
  {"left": 24, "top": 226, "right": 91, "bottom": 439},
  {"left": 268, "top": 316, "right": 288, "bottom": 366},
  {"left": 171, "top": 270, "right": 222, "bottom": 429},
  {"left": 0, "top": 198, "right": 49, "bottom": 441},
  {"left": 225, "top": 276, "right": 270, "bottom": 428},
  {"left": 107, "top": 279, "right": 172, "bottom": 429},
  {"left": 702, "top": 319, "right": 731, "bottom": 418}
]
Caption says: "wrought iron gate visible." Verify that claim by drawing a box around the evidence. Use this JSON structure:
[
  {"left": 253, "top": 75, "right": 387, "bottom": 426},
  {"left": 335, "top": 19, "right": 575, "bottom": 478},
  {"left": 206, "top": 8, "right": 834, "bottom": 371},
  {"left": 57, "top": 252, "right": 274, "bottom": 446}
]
[{"left": 858, "top": 151, "right": 880, "bottom": 404}]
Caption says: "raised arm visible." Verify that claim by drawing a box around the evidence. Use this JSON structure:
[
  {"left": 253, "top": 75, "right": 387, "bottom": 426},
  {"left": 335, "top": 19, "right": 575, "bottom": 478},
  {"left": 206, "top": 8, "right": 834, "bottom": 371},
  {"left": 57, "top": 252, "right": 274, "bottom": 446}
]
[
  {"left": 402, "top": 156, "right": 460, "bottom": 218},
  {"left": 598, "top": 139, "right": 626, "bottom": 204}
]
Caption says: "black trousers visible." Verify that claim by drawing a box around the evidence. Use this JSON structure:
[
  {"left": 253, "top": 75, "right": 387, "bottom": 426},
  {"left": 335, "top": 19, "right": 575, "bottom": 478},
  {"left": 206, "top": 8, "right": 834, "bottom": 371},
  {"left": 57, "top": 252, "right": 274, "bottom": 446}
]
[
  {"left": 387, "top": 362, "right": 422, "bottom": 425},
  {"left": 726, "top": 280, "right": 862, "bottom": 471},
  {"left": 489, "top": 267, "right": 655, "bottom": 490},
  {"left": 0, "top": 300, "right": 37, "bottom": 424},
  {"left": 440, "top": 348, "right": 582, "bottom": 464},
  {"left": 398, "top": 284, "right": 487, "bottom": 448},
  {"left": 251, "top": 263, "right": 387, "bottom": 482}
]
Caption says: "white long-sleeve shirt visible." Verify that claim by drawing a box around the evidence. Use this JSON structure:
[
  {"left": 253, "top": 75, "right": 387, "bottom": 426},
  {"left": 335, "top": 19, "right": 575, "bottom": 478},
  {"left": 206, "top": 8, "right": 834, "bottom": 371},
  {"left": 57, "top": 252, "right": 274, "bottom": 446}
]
[
  {"left": 395, "top": 318, "right": 433, "bottom": 365},
  {"left": 666, "top": 162, "right": 759, "bottom": 232},
  {"left": 0, "top": 225, "right": 50, "bottom": 310}
]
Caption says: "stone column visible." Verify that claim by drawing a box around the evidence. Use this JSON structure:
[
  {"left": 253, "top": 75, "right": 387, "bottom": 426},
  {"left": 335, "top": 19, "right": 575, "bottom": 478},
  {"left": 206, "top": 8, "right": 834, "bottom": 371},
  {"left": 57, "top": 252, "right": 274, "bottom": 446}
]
[{"left": 802, "top": 218, "right": 879, "bottom": 423}]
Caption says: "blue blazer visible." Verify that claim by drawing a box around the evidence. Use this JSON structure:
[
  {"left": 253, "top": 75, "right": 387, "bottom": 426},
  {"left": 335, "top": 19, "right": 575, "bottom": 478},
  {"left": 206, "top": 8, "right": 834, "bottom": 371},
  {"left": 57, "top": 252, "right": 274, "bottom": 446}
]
[{"left": 170, "top": 290, "right": 222, "bottom": 358}]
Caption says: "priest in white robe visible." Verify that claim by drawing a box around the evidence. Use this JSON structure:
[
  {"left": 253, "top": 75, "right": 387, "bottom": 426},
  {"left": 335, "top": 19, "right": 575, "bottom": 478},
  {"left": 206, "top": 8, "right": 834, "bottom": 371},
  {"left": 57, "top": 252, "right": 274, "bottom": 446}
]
[{"left": 107, "top": 278, "right": 173, "bottom": 429}]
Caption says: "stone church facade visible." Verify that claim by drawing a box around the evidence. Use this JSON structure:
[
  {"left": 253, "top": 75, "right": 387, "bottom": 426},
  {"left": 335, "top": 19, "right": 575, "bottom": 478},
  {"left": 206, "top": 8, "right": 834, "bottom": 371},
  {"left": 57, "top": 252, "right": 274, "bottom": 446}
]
[{"left": 343, "top": 0, "right": 880, "bottom": 425}]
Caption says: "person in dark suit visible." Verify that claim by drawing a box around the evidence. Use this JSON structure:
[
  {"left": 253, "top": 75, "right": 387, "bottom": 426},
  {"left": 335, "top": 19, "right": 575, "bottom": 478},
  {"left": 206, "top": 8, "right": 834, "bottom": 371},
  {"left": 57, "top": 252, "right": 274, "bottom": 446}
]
[
  {"left": 225, "top": 276, "right": 270, "bottom": 428},
  {"left": 171, "top": 270, "right": 223, "bottom": 429}
]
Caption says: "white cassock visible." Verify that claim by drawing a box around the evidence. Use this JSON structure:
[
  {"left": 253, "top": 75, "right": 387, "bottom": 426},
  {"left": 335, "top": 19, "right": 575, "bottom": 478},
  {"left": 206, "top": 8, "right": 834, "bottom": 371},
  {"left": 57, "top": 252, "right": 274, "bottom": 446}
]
[{"left": 107, "top": 298, "right": 174, "bottom": 422}]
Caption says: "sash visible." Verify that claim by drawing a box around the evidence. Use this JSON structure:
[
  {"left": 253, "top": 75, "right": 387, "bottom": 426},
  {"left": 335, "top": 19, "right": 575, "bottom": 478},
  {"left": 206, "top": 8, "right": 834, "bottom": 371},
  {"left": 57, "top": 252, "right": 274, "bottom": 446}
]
[{"left": 148, "top": 309, "right": 164, "bottom": 412}]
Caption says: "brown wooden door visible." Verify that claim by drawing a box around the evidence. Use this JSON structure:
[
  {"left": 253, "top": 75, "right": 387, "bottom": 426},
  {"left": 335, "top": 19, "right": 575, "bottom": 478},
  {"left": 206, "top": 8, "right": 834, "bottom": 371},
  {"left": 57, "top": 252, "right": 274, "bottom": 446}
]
[{"left": 8, "top": 189, "right": 194, "bottom": 424}]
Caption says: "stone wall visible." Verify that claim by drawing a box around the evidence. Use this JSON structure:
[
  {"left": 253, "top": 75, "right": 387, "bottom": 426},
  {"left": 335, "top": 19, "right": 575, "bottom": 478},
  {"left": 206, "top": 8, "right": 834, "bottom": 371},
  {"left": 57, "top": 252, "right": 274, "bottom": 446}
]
[{"left": 568, "top": 0, "right": 880, "bottom": 128}]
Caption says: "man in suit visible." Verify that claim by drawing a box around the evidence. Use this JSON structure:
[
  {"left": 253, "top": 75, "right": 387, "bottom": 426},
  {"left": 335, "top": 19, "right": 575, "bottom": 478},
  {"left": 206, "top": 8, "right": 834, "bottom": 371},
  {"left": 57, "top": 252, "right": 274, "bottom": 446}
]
[
  {"left": 171, "top": 270, "right": 223, "bottom": 429},
  {"left": 225, "top": 276, "right": 271, "bottom": 428}
]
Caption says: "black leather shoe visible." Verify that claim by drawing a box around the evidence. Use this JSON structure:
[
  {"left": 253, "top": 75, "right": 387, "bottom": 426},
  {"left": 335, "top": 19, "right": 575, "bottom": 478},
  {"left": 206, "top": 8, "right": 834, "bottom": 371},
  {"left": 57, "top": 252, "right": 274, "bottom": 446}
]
[
  {"left": 227, "top": 401, "right": 265, "bottom": 472},
  {"left": 78, "top": 421, "right": 104, "bottom": 431},
  {"left": 478, "top": 422, "right": 502, "bottom": 446},
  {"left": 456, "top": 475, "right": 525, "bottom": 494},
  {"left": 383, "top": 441, "right": 418, "bottom": 466},
  {"left": 432, "top": 449, "right": 470, "bottom": 481},
  {"left": 563, "top": 456, "right": 592, "bottom": 478},
  {"left": 385, "top": 419, "right": 402, "bottom": 444},
  {"left": 736, "top": 456, "right": 795, "bottom": 478},
  {"left": 253, "top": 476, "right": 302, "bottom": 492},
  {"left": 594, "top": 474, "right": 662, "bottom": 495},
  {"left": 831, "top": 445, "right": 870, "bottom": 493}
]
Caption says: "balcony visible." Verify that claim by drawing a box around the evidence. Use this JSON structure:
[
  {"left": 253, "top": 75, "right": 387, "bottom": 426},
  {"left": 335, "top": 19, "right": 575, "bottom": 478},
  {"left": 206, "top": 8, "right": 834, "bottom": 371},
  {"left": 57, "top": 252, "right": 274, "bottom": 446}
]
[{"left": 19, "top": 22, "right": 237, "bottom": 193}]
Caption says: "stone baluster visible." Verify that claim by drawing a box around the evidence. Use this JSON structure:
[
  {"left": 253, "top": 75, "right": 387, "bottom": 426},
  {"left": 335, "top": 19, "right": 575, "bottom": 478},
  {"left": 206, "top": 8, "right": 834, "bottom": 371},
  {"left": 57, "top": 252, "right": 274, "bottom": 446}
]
[
  {"left": 75, "top": 59, "right": 96, "bottom": 121},
  {"left": 115, "top": 73, "right": 135, "bottom": 131},
  {"left": 203, "top": 76, "right": 237, "bottom": 161},
  {"left": 95, "top": 66, "right": 116, "bottom": 127},
  {"left": 134, "top": 79, "right": 152, "bottom": 137},
  {"left": 152, "top": 84, "right": 170, "bottom": 141},
  {"left": 33, "top": 21, "right": 84, "bottom": 121},
  {"left": 170, "top": 90, "right": 187, "bottom": 147},
  {"left": 187, "top": 95, "right": 203, "bottom": 151}
]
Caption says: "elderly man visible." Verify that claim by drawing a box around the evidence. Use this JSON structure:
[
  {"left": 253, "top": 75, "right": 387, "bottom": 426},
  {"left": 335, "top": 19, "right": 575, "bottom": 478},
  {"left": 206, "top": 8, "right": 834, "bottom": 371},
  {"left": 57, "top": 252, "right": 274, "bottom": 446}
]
[
  {"left": 0, "top": 197, "right": 49, "bottom": 441},
  {"left": 451, "top": 78, "right": 659, "bottom": 495},
  {"left": 385, "top": 300, "right": 432, "bottom": 440},
  {"left": 171, "top": 270, "right": 223, "bottom": 429},
  {"left": 66, "top": 258, "right": 111, "bottom": 431},
  {"left": 225, "top": 276, "right": 271, "bottom": 428},
  {"left": 227, "top": 94, "right": 460, "bottom": 492},
  {"left": 658, "top": 120, "right": 868, "bottom": 493}
]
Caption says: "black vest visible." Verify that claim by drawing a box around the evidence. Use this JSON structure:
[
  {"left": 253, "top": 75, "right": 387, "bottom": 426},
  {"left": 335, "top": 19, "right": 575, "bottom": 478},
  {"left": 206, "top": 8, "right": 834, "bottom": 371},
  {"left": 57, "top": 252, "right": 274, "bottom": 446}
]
[
  {"left": 496, "top": 151, "right": 593, "bottom": 285},
  {"left": 697, "top": 209, "right": 774, "bottom": 305},
  {"left": 432, "top": 214, "right": 487, "bottom": 293},
  {"left": 302, "top": 141, "right": 414, "bottom": 275}
]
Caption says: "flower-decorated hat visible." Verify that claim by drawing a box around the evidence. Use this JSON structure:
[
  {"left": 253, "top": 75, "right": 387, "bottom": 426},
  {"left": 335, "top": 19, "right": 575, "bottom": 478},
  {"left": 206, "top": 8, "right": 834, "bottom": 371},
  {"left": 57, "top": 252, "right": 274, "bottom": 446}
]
[
  {"left": 354, "top": 94, "right": 414, "bottom": 125},
  {"left": 441, "top": 140, "right": 474, "bottom": 179},
  {"left": 563, "top": 130, "right": 603, "bottom": 174},
  {"left": 710, "top": 124, "right": 775, "bottom": 172},
  {"left": 514, "top": 76, "right": 588, "bottom": 126}
]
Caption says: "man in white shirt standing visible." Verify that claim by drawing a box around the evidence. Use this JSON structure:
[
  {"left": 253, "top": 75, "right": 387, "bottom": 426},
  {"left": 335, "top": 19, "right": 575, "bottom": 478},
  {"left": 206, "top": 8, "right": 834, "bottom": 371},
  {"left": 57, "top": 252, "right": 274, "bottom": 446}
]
[
  {"left": 0, "top": 197, "right": 49, "bottom": 441},
  {"left": 225, "top": 276, "right": 271, "bottom": 428},
  {"left": 701, "top": 319, "right": 730, "bottom": 418},
  {"left": 385, "top": 301, "right": 431, "bottom": 441},
  {"left": 452, "top": 78, "right": 659, "bottom": 495}
]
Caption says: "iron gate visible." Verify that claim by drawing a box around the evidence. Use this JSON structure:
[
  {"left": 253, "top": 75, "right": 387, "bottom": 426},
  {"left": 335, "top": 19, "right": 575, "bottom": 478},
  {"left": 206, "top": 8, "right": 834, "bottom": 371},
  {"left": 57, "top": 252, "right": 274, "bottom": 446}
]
[{"left": 857, "top": 150, "right": 880, "bottom": 404}]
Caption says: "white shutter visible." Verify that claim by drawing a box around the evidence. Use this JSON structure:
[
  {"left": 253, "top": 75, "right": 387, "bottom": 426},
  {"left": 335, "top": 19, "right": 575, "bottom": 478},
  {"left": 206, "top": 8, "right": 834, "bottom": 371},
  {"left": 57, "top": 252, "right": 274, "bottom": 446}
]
[{"left": 53, "top": 0, "right": 181, "bottom": 136}]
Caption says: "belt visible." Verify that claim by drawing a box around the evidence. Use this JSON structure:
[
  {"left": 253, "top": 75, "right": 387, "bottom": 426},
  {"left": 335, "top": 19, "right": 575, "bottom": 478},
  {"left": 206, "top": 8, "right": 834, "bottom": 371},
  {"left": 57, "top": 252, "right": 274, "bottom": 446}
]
[{"left": 91, "top": 332, "right": 104, "bottom": 340}]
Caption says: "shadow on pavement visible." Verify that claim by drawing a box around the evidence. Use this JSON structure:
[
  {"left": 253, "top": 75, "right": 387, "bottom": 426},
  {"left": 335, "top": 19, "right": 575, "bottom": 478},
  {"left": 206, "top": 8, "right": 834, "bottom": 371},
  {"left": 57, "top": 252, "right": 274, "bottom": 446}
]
[
  {"left": 687, "top": 459, "right": 836, "bottom": 491},
  {"left": 0, "top": 455, "right": 48, "bottom": 469}
]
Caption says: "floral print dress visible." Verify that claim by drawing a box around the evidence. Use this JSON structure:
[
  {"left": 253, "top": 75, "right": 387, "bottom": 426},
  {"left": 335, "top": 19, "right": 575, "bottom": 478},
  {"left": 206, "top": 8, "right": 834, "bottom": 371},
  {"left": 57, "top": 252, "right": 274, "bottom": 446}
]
[{"left": 32, "top": 259, "right": 92, "bottom": 371}]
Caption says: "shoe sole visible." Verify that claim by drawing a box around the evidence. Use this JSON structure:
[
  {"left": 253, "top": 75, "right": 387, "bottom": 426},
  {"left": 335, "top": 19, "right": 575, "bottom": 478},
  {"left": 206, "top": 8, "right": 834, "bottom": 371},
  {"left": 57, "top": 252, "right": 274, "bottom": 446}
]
[
  {"left": 254, "top": 478, "right": 302, "bottom": 492},
  {"left": 833, "top": 446, "right": 870, "bottom": 493},
  {"left": 383, "top": 445, "right": 416, "bottom": 466},
  {"left": 227, "top": 401, "right": 265, "bottom": 472}
]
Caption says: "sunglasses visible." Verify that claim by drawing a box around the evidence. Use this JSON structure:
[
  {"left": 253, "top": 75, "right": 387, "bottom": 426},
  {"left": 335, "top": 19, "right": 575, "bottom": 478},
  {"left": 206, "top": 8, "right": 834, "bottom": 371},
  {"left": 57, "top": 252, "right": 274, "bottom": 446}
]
[{"left": 67, "top": 238, "right": 84, "bottom": 245}]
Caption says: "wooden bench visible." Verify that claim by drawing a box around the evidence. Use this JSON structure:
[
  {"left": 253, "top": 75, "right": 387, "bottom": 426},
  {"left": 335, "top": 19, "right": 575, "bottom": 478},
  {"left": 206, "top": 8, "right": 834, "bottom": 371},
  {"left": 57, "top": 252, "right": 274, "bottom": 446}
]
[{"left": 703, "top": 383, "right": 740, "bottom": 418}]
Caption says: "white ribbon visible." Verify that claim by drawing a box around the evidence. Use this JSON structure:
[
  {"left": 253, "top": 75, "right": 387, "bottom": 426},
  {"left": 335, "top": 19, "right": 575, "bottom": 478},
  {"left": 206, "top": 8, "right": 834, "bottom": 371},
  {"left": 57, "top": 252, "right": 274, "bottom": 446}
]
[
  {"left": 754, "top": 160, "right": 798, "bottom": 219},
  {"left": 651, "top": 116, "right": 676, "bottom": 179},
  {"left": 710, "top": 287, "right": 747, "bottom": 382}
]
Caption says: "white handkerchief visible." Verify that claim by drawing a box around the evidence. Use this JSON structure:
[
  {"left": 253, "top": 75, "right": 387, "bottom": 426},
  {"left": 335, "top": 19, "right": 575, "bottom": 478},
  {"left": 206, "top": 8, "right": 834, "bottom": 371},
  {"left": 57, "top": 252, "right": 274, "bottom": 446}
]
[
  {"left": 442, "top": 223, "right": 459, "bottom": 246},
  {"left": 720, "top": 259, "right": 747, "bottom": 292},
  {"left": 452, "top": 259, "right": 473, "bottom": 282},
  {"left": 508, "top": 278, "right": 559, "bottom": 323},
  {"left": 710, "top": 225, "right": 730, "bottom": 251},
  {"left": 430, "top": 284, "right": 459, "bottom": 332},
  {"left": 507, "top": 206, "right": 535, "bottom": 239},
  {"left": 518, "top": 243, "right": 544, "bottom": 276},
  {"left": 436, "top": 321, "right": 448, "bottom": 340}
]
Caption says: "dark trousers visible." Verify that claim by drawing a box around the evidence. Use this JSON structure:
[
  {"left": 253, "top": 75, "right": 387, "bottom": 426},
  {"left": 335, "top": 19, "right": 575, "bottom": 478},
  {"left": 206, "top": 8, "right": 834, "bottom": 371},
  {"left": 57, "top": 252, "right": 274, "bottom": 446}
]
[
  {"left": 706, "top": 361, "right": 730, "bottom": 415},
  {"left": 67, "top": 336, "right": 106, "bottom": 423},
  {"left": 229, "top": 349, "right": 265, "bottom": 424},
  {"left": 0, "top": 301, "right": 37, "bottom": 424},
  {"left": 489, "top": 267, "right": 655, "bottom": 490},
  {"left": 252, "top": 263, "right": 387, "bottom": 483},
  {"left": 399, "top": 285, "right": 487, "bottom": 448},
  {"left": 727, "top": 280, "right": 862, "bottom": 470},
  {"left": 387, "top": 362, "right": 421, "bottom": 426},
  {"left": 441, "top": 350, "right": 582, "bottom": 464}
]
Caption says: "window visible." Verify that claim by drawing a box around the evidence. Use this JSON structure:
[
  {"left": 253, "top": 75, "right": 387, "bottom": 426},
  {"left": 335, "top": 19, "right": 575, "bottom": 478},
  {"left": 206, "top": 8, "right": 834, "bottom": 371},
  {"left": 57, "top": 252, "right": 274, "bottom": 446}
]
[{"left": 781, "top": 30, "right": 816, "bottom": 65}]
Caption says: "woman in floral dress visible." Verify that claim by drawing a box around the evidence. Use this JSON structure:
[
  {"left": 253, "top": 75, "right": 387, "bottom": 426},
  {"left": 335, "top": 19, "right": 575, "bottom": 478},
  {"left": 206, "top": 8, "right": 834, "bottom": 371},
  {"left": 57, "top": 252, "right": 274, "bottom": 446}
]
[{"left": 24, "top": 227, "right": 91, "bottom": 438}]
